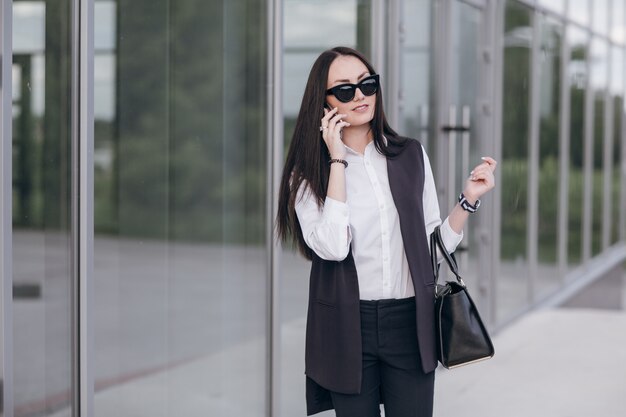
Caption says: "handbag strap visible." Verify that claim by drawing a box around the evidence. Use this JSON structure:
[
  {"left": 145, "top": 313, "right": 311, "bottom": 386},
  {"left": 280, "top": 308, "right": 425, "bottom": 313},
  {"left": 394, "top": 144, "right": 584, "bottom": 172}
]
[{"left": 430, "top": 225, "right": 465, "bottom": 287}]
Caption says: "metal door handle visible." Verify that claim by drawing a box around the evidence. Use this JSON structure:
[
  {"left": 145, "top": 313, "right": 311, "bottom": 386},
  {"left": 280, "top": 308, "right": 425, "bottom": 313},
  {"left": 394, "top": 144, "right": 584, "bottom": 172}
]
[{"left": 441, "top": 125, "right": 470, "bottom": 132}]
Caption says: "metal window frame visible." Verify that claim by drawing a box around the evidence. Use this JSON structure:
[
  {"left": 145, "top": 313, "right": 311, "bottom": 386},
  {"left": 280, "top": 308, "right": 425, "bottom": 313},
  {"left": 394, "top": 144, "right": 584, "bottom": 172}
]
[
  {"left": 558, "top": 10, "right": 572, "bottom": 277},
  {"left": 385, "top": 0, "right": 401, "bottom": 129},
  {"left": 491, "top": 0, "right": 506, "bottom": 327},
  {"left": 267, "top": 0, "right": 282, "bottom": 416},
  {"left": 0, "top": 0, "right": 13, "bottom": 415},
  {"left": 603, "top": 46, "right": 615, "bottom": 251},
  {"left": 582, "top": 35, "right": 594, "bottom": 263},
  {"left": 623, "top": 2, "right": 626, "bottom": 242},
  {"left": 479, "top": 0, "right": 499, "bottom": 327},
  {"left": 371, "top": 0, "right": 385, "bottom": 77},
  {"left": 619, "top": 0, "right": 626, "bottom": 244},
  {"left": 70, "top": 0, "right": 94, "bottom": 415},
  {"left": 527, "top": 7, "right": 542, "bottom": 303}
]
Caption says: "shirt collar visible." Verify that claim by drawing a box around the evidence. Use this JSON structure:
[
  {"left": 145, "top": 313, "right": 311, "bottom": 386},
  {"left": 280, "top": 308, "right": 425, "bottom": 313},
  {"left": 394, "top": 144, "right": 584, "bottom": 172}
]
[{"left": 344, "top": 136, "right": 386, "bottom": 156}]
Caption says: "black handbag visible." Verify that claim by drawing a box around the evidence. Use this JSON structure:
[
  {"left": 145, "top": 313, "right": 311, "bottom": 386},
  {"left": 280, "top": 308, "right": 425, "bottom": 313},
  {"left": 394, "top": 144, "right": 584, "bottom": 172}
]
[{"left": 430, "top": 226, "right": 495, "bottom": 369}]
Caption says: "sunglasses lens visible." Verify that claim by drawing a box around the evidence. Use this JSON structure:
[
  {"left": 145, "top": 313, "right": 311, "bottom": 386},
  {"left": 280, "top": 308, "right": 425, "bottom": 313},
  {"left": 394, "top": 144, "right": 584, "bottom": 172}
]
[
  {"left": 334, "top": 86, "right": 355, "bottom": 103},
  {"left": 359, "top": 78, "right": 378, "bottom": 96}
]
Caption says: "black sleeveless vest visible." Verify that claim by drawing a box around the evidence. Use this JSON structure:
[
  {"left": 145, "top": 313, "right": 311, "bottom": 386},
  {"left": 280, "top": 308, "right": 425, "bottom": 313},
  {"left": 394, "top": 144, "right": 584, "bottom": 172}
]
[{"left": 304, "top": 139, "right": 437, "bottom": 415}]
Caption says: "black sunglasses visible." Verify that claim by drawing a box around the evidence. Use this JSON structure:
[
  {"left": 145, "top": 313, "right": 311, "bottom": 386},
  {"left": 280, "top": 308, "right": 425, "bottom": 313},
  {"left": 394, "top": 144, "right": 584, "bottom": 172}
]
[{"left": 326, "top": 74, "right": 379, "bottom": 103}]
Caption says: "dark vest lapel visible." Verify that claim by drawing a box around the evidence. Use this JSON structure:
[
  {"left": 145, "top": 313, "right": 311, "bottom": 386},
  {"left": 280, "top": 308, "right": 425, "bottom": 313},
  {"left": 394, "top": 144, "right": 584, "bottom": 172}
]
[{"left": 386, "top": 139, "right": 438, "bottom": 371}]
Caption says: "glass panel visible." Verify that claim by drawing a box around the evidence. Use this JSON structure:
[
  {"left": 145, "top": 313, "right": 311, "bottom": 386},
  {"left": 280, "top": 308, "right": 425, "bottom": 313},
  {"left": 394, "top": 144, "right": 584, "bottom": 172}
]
[
  {"left": 12, "top": 0, "right": 74, "bottom": 415},
  {"left": 499, "top": 0, "right": 533, "bottom": 322},
  {"left": 447, "top": 1, "right": 483, "bottom": 302},
  {"left": 280, "top": 1, "right": 371, "bottom": 416},
  {"left": 537, "top": 16, "right": 563, "bottom": 296},
  {"left": 591, "top": 38, "right": 608, "bottom": 256},
  {"left": 611, "top": 46, "right": 624, "bottom": 244},
  {"left": 398, "top": 0, "right": 433, "bottom": 147},
  {"left": 611, "top": 0, "right": 625, "bottom": 44},
  {"left": 567, "top": 27, "right": 588, "bottom": 267},
  {"left": 93, "top": 1, "right": 268, "bottom": 416},
  {"left": 592, "top": 0, "right": 609, "bottom": 36},
  {"left": 537, "top": 0, "right": 564, "bottom": 14},
  {"left": 569, "top": 0, "right": 589, "bottom": 27}
]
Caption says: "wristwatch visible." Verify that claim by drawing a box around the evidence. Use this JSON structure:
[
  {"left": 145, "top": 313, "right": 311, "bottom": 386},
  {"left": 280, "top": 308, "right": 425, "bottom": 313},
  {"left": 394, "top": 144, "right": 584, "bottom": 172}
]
[{"left": 458, "top": 192, "right": 480, "bottom": 213}]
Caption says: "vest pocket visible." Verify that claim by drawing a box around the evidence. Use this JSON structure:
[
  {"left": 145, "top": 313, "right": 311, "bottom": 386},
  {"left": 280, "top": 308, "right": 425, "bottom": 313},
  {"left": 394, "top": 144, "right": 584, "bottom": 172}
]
[{"left": 314, "top": 299, "right": 336, "bottom": 309}]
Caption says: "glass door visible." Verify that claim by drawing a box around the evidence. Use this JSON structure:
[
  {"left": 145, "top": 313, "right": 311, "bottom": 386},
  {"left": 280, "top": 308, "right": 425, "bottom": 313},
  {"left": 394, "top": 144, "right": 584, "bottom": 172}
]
[{"left": 433, "top": 0, "right": 493, "bottom": 317}]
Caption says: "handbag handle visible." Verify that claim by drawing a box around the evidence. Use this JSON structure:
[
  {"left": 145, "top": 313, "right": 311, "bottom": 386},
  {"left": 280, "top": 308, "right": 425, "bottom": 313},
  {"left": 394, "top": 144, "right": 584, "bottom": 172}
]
[{"left": 430, "top": 225, "right": 466, "bottom": 288}]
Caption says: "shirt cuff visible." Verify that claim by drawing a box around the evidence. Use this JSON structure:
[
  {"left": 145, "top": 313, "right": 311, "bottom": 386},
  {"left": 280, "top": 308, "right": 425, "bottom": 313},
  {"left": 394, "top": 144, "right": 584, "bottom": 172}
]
[
  {"left": 322, "top": 196, "right": 350, "bottom": 225},
  {"left": 440, "top": 218, "right": 463, "bottom": 253}
]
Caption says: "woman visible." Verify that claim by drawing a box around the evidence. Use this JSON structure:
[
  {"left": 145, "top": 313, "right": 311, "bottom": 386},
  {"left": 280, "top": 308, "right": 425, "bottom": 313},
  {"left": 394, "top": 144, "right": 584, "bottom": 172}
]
[{"left": 276, "top": 46, "right": 496, "bottom": 417}]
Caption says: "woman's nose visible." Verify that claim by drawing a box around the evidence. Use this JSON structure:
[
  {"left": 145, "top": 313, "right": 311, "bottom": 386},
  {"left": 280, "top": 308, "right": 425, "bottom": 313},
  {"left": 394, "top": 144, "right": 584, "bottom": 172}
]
[{"left": 353, "top": 87, "right": 365, "bottom": 100}]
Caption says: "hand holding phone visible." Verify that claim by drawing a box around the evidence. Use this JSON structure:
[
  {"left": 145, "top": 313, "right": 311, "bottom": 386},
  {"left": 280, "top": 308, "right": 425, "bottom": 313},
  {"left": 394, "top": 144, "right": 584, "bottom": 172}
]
[{"left": 320, "top": 105, "right": 349, "bottom": 159}]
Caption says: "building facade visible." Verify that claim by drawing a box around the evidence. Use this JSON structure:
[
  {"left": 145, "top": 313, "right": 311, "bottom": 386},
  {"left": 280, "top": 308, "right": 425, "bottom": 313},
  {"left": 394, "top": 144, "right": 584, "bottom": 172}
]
[{"left": 1, "top": 0, "right": 625, "bottom": 416}]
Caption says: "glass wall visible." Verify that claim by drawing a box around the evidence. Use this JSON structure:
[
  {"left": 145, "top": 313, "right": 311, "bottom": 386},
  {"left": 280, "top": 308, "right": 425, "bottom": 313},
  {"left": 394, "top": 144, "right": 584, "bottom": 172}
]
[
  {"left": 279, "top": 2, "right": 371, "bottom": 415},
  {"left": 567, "top": 26, "right": 588, "bottom": 267},
  {"left": 12, "top": 1, "right": 74, "bottom": 416},
  {"left": 611, "top": 46, "right": 624, "bottom": 245},
  {"left": 569, "top": 0, "right": 588, "bottom": 27},
  {"left": 93, "top": 1, "right": 268, "bottom": 416},
  {"left": 499, "top": 0, "right": 533, "bottom": 320},
  {"left": 3, "top": 0, "right": 626, "bottom": 415},
  {"left": 537, "top": 15, "right": 563, "bottom": 296},
  {"left": 590, "top": 38, "right": 608, "bottom": 256},
  {"left": 398, "top": 0, "right": 434, "bottom": 147}
]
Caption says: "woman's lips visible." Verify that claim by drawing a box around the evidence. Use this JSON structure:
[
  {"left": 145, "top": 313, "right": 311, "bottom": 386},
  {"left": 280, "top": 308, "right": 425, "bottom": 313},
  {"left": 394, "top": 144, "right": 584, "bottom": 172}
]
[{"left": 352, "top": 104, "right": 369, "bottom": 112}]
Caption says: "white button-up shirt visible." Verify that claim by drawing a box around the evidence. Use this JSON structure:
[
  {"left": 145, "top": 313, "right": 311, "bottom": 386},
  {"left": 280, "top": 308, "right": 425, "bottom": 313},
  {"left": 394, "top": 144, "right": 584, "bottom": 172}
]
[{"left": 295, "top": 140, "right": 463, "bottom": 300}]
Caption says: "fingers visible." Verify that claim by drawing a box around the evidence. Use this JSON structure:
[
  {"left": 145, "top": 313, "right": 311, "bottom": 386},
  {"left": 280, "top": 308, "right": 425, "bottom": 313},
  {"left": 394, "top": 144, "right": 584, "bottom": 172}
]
[
  {"left": 321, "top": 108, "right": 350, "bottom": 158},
  {"left": 480, "top": 156, "right": 498, "bottom": 172},
  {"left": 464, "top": 157, "right": 497, "bottom": 200},
  {"left": 469, "top": 156, "right": 498, "bottom": 178},
  {"left": 321, "top": 106, "right": 338, "bottom": 125},
  {"left": 325, "top": 112, "right": 348, "bottom": 139}
]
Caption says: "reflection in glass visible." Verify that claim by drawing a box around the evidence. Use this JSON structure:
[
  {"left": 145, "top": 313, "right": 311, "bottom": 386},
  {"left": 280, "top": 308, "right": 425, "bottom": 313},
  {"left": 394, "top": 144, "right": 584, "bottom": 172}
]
[
  {"left": 611, "top": 0, "right": 625, "bottom": 44},
  {"left": 12, "top": 1, "right": 74, "bottom": 416},
  {"left": 569, "top": 0, "right": 589, "bottom": 27},
  {"left": 93, "top": 1, "right": 268, "bottom": 416},
  {"left": 537, "top": 0, "right": 564, "bottom": 14},
  {"left": 592, "top": 0, "right": 609, "bottom": 36},
  {"left": 591, "top": 38, "right": 608, "bottom": 256},
  {"left": 398, "top": 0, "right": 433, "bottom": 146},
  {"left": 611, "top": 47, "right": 624, "bottom": 245},
  {"left": 567, "top": 27, "right": 588, "bottom": 267},
  {"left": 447, "top": 1, "right": 483, "bottom": 308},
  {"left": 280, "top": 2, "right": 370, "bottom": 416},
  {"left": 537, "top": 16, "right": 562, "bottom": 295},
  {"left": 499, "top": 0, "right": 533, "bottom": 321}
]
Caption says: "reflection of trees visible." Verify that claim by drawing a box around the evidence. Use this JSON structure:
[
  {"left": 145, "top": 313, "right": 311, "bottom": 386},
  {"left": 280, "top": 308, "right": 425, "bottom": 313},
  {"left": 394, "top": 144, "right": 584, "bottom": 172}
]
[
  {"left": 13, "top": 55, "right": 35, "bottom": 227},
  {"left": 499, "top": 2, "right": 624, "bottom": 263},
  {"left": 501, "top": 1, "right": 531, "bottom": 261},
  {"left": 94, "top": 0, "right": 267, "bottom": 243},
  {"left": 12, "top": 0, "right": 72, "bottom": 232}
]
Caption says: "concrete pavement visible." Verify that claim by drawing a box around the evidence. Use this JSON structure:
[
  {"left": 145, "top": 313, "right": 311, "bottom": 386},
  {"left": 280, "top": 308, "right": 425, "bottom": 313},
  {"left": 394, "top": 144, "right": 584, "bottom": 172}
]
[{"left": 47, "top": 306, "right": 626, "bottom": 417}]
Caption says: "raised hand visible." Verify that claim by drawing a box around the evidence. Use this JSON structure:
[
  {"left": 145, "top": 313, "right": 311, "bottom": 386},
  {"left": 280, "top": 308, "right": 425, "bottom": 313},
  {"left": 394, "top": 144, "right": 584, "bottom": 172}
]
[
  {"left": 320, "top": 107, "right": 350, "bottom": 159},
  {"left": 463, "top": 156, "right": 497, "bottom": 203}
]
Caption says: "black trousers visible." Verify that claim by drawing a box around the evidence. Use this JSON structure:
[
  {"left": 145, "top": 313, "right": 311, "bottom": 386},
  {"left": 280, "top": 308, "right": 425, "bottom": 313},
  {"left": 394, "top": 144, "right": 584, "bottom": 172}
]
[{"left": 329, "top": 296, "right": 435, "bottom": 417}]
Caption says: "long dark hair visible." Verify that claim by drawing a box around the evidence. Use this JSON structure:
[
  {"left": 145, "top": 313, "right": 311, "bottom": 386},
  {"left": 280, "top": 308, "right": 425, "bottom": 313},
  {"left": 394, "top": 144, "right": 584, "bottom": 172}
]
[{"left": 276, "top": 46, "right": 407, "bottom": 260}]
